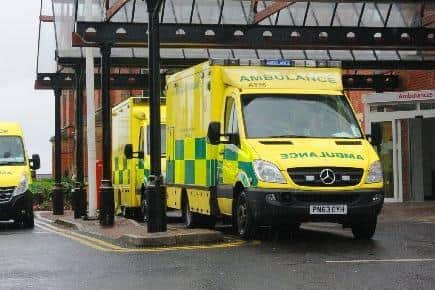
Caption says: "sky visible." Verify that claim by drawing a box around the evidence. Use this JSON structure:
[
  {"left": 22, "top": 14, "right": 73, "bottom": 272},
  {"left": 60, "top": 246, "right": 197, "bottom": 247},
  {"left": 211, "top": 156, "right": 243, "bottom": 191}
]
[{"left": 0, "top": 2, "right": 54, "bottom": 174}]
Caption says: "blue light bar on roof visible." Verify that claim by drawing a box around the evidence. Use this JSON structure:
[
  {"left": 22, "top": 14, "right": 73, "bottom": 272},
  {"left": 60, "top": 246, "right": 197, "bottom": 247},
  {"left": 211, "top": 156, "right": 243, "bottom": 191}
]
[{"left": 263, "top": 59, "right": 293, "bottom": 66}]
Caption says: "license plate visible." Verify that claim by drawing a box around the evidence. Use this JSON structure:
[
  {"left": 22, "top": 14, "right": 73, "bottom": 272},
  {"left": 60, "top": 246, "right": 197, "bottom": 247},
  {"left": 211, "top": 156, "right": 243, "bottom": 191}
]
[{"left": 309, "top": 205, "right": 347, "bottom": 215}]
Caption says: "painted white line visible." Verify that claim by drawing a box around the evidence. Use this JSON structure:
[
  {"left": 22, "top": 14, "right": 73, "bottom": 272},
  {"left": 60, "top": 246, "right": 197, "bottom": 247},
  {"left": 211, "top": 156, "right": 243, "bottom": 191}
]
[{"left": 326, "top": 258, "right": 435, "bottom": 264}]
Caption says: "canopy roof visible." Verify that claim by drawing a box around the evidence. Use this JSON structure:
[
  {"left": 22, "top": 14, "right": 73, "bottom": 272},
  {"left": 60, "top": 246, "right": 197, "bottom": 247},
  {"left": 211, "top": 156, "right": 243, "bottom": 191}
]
[{"left": 36, "top": 0, "right": 435, "bottom": 76}]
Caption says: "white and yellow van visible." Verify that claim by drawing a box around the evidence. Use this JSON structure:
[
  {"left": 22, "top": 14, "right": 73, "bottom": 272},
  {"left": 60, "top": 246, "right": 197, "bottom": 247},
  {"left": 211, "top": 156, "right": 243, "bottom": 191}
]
[
  {"left": 112, "top": 97, "right": 166, "bottom": 220},
  {"left": 0, "top": 122, "right": 40, "bottom": 228},
  {"left": 165, "top": 59, "right": 384, "bottom": 239}
]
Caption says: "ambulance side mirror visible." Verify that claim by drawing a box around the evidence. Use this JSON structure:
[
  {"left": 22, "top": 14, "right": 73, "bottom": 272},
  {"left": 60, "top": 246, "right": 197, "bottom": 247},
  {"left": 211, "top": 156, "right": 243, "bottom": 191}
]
[
  {"left": 124, "top": 144, "right": 134, "bottom": 159},
  {"left": 207, "top": 122, "right": 221, "bottom": 145},
  {"left": 30, "top": 154, "right": 41, "bottom": 170},
  {"left": 124, "top": 144, "right": 144, "bottom": 160}
]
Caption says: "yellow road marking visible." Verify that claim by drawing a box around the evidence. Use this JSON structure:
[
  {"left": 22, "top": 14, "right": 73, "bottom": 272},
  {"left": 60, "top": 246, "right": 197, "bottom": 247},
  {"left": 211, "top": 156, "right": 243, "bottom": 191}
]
[
  {"left": 35, "top": 223, "right": 115, "bottom": 252},
  {"left": 36, "top": 220, "right": 124, "bottom": 250},
  {"left": 35, "top": 219, "right": 259, "bottom": 253}
]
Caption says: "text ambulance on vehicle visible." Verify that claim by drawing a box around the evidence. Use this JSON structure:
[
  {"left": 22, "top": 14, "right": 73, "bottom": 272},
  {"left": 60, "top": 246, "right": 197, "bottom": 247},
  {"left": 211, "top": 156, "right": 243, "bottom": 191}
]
[
  {"left": 112, "top": 97, "right": 166, "bottom": 221},
  {"left": 165, "top": 59, "right": 384, "bottom": 240},
  {"left": 0, "top": 122, "right": 40, "bottom": 228}
]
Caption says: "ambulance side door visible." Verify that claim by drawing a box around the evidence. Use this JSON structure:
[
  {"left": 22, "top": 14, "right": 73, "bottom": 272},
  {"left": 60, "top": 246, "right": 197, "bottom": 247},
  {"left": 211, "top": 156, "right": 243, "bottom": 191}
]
[{"left": 217, "top": 96, "right": 240, "bottom": 215}]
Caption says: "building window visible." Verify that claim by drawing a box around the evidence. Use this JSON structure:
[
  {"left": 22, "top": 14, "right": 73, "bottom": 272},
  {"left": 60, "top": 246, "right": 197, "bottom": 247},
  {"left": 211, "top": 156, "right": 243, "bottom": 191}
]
[
  {"left": 421, "top": 102, "right": 435, "bottom": 110},
  {"left": 370, "top": 103, "right": 417, "bottom": 112}
]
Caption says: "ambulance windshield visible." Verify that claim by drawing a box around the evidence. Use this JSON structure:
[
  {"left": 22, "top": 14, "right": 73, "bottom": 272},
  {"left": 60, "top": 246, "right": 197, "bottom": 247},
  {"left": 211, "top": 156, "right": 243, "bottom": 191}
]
[
  {"left": 0, "top": 136, "right": 26, "bottom": 165},
  {"left": 241, "top": 94, "right": 362, "bottom": 139}
]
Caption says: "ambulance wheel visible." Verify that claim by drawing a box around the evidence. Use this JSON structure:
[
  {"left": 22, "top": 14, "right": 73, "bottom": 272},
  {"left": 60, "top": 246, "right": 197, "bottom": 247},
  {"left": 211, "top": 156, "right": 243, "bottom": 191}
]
[
  {"left": 182, "top": 195, "right": 198, "bottom": 228},
  {"left": 235, "top": 191, "right": 256, "bottom": 239},
  {"left": 14, "top": 208, "right": 34, "bottom": 229},
  {"left": 351, "top": 216, "right": 377, "bottom": 240}
]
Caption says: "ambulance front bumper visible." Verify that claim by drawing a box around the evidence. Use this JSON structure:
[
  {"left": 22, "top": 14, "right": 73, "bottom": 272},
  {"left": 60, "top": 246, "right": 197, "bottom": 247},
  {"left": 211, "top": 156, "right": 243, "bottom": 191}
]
[{"left": 245, "top": 188, "right": 384, "bottom": 226}]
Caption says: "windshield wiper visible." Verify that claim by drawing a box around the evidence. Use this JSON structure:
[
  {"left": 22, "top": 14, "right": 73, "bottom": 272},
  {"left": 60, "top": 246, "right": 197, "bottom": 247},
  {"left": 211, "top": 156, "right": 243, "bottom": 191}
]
[
  {"left": 267, "top": 135, "right": 311, "bottom": 138},
  {"left": 0, "top": 161, "right": 24, "bottom": 165}
]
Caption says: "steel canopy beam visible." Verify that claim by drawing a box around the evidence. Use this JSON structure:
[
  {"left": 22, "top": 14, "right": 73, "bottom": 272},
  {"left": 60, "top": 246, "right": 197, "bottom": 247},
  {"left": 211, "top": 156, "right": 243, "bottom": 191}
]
[
  {"left": 55, "top": 57, "right": 435, "bottom": 70},
  {"left": 74, "top": 22, "right": 435, "bottom": 50},
  {"left": 106, "top": 0, "right": 131, "bottom": 21},
  {"left": 250, "top": 1, "right": 295, "bottom": 24},
  {"left": 34, "top": 73, "right": 165, "bottom": 90},
  {"left": 34, "top": 72, "right": 399, "bottom": 91}
]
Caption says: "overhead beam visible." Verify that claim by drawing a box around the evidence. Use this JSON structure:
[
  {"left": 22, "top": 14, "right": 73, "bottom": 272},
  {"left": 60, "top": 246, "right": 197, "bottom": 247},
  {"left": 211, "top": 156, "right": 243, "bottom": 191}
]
[
  {"left": 56, "top": 57, "right": 435, "bottom": 70},
  {"left": 34, "top": 73, "right": 165, "bottom": 90},
  {"left": 106, "top": 0, "right": 131, "bottom": 21},
  {"left": 74, "top": 22, "right": 435, "bottom": 50},
  {"left": 247, "top": 0, "right": 426, "bottom": 2},
  {"left": 250, "top": 1, "right": 295, "bottom": 24},
  {"left": 34, "top": 72, "right": 399, "bottom": 92}
]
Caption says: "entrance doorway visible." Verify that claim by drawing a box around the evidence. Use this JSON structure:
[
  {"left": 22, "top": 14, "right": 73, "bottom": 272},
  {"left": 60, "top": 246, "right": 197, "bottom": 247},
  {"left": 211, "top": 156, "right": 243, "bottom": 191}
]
[
  {"left": 363, "top": 90, "right": 435, "bottom": 202},
  {"left": 410, "top": 117, "right": 435, "bottom": 201}
]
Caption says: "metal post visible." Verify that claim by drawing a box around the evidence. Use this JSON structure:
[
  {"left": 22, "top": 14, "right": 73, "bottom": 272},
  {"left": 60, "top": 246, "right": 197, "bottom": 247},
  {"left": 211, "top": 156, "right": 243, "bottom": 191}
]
[
  {"left": 99, "top": 43, "right": 115, "bottom": 226},
  {"left": 146, "top": 0, "right": 167, "bottom": 233},
  {"left": 73, "top": 65, "right": 86, "bottom": 218},
  {"left": 52, "top": 87, "right": 64, "bottom": 215}
]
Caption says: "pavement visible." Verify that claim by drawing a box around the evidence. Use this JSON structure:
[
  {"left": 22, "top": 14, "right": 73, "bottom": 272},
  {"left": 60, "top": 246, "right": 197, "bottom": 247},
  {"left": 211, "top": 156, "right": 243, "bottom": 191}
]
[
  {"left": 34, "top": 201, "right": 435, "bottom": 249},
  {"left": 1, "top": 201, "right": 435, "bottom": 290},
  {"left": 36, "top": 211, "right": 224, "bottom": 247}
]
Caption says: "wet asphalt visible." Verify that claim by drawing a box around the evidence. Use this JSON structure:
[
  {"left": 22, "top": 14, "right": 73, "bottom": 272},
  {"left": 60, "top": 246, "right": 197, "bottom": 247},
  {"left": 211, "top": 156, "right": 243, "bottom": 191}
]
[{"left": 1, "top": 218, "right": 435, "bottom": 290}]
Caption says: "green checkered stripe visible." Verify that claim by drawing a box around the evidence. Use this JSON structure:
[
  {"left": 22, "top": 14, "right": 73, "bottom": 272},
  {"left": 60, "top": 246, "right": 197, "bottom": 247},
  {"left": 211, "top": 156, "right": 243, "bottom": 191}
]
[
  {"left": 219, "top": 147, "right": 258, "bottom": 187},
  {"left": 113, "top": 156, "right": 131, "bottom": 185},
  {"left": 137, "top": 159, "right": 150, "bottom": 185},
  {"left": 166, "top": 137, "right": 257, "bottom": 187}
]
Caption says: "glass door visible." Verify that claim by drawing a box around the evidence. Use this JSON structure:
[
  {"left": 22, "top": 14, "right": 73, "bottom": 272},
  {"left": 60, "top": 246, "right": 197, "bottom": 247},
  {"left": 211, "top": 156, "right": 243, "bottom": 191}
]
[{"left": 371, "top": 121, "right": 400, "bottom": 201}]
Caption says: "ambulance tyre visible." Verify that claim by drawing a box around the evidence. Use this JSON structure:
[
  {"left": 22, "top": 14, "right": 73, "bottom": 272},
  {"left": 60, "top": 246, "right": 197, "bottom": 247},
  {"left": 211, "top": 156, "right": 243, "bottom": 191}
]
[
  {"left": 235, "top": 191, "right": 256, "bottom": 239},
  {"left": 182, "top": 194, "right": 199, "bottom": 228},
  {"left": 351, "top": 216, "right": 377, "bottom": 240},
  {"left": 14, "top": 207, "right": 34, "bottom": 229}
]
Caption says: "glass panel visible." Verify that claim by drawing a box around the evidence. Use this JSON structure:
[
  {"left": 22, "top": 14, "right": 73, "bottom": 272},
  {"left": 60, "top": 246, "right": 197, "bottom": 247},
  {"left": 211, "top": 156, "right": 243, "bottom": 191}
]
[
  {"left": 329, "top": 50, "right": 354, "bottom": 60},
  {"left": 222, "top": 0, "right": 248, "bottom": 24},
  {"left": 288, "top": 2, "right": 309, "bottom": 26},
  {"left": 37, "top": 22, "right": 57, "bottom": 73},
  {"left": 353, "top": 50, "right": 376, "bottom": 60},
  {"left": 361, "top": 3, "right": 387, "bottom": 27},
  {"left": 109, "top": 0, "right": 133, "bottom": 22},
  {"left": 421, "top": 102, "right": 435, "bottom": 110},
  {"left": 374, "top": 50, "right": 400, "bottom": 61},
  {"left": 307, "top": 2, "right": 335, "bottom": 26},
  {"left": 233, "top": 49, "right": 258, "bottom": 60},
  {"left": 209, "top": 49, "right": 233, "bottom": 59},
  {"left": 281, "top": 50, "right": 305, "bottom": 60},
  {"left": 257, "top": 1, "right": 276, "bottom": 25},
  {"left": 306, "top": 50, "right": 330, "bottom": 60},
  {"left": 147, "top": 125, "right": 166, "bottom": 155},
  {"left": 194, "top": 0, "right": 220, "bottom": 24},
  {"left": 371, "top": 103, "right": 417, "bottom": 112},
  {"left": 334, "top": 3, "right": 363, "bottom": 26},
  {"left": 170, "top": 0, "right": 194, "bottom": 23},
  {"left": 0, "top": 137, "right": 26, "bottom": 166},
  {"left": 371, "top": 121, "right": 394, "bottom": 198},
  {"left": 184, "top": 49, "right": 209, "bottom": 58},
  {"left": 257, "top": 50, "right": 282, "bottom": 59}
]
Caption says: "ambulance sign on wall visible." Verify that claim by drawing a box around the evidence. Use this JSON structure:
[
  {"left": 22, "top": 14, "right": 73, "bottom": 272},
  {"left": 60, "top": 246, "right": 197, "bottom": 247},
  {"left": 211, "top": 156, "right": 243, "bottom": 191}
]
[{"left": 363, "top": 90, "right": 435, "bottom": 104}]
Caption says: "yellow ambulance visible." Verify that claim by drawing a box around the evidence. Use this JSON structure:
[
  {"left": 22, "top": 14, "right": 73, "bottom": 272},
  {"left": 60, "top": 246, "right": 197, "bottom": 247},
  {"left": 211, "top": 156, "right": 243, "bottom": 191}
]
[
  {"left": 165, "top": 59, "right": 384, "bottom": 239},
  {"left": 0, "top": 122, "right": 40, "bottom": 228},
  {"left": 112, "top": 97, "right": 166, "bottom": 220}
]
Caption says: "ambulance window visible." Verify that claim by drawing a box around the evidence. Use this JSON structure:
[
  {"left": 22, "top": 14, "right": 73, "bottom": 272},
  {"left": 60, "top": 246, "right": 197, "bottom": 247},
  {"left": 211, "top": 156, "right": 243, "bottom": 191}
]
[
  {"left": 139, "top": 126, "right": 145, "bottom": 154},
  {"left": 224, "top": 98, "right": 239, "bottom": 135}
]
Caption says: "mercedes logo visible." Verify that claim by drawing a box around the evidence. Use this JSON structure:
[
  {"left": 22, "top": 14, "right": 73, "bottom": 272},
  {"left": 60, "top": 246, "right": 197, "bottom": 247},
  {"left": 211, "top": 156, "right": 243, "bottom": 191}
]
[{"left": 319, "top": 168, "right": 336, "bottom": 185}]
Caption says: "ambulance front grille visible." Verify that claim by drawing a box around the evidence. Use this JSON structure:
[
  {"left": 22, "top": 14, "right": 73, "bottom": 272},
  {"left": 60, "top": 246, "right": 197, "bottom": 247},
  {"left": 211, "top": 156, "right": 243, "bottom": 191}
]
[
  {"left": 288, "top": 167, "right": 364, "bottom": 187},
  {"left": 0, "top": 187, "right": 14, "bottom": 202}
]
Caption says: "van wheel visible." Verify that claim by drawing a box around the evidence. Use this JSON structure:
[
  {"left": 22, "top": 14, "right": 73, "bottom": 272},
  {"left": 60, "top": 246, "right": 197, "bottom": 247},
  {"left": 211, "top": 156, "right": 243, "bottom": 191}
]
[
  {"left": 351, "top": 216, "right": 377, "bottom": 240},
  {"left": 182, "top": 195, "right": 198, "bottom": 228},
  {"left": 235, "top": 191, "right": 256, "bottom": 239},
  {"left": 14, "top": 209, "right": 34, "bottom": 229}
]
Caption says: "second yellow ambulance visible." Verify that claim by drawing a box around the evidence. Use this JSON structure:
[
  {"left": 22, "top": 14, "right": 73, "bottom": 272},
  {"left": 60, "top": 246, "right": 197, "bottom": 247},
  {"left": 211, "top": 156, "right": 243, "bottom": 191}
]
[{"left": 165, "top": 59, "right": 384, "bottom": 239}]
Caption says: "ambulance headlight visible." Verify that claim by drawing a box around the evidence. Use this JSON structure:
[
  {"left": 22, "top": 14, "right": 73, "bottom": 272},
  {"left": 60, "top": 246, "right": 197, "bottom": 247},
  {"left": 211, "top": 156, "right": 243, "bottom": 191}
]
[
  {"left": 13, "top": 173, "right": 29, "bottom": 196},
  {"left": 253, "top": 160, "right": 286, "bottom": 184},
  {"left": 366, "top": 161, "right": 383, "bottom": 184}
]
